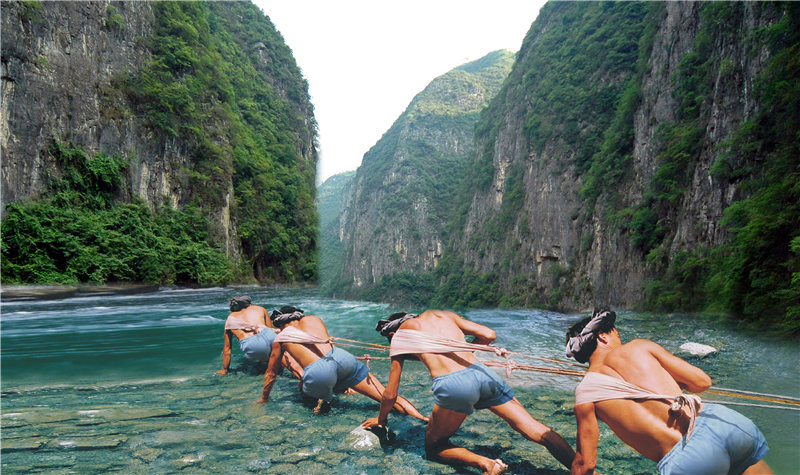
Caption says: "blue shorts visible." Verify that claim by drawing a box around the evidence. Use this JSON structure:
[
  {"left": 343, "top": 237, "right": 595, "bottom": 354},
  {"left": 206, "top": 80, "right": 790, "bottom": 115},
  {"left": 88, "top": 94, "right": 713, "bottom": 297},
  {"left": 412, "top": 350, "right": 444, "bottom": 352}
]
[
  {"left": 238, "top": 328, "right": 276, "bottom": 362},
  {"left": 431, "top": 361, "right": 515, "bottom": 415},
  {"left": 301, "top": 347, "right": 370, "bottom": 402},
  {"left": 657, "top": 403, "right": 769, "bottom": 475}
]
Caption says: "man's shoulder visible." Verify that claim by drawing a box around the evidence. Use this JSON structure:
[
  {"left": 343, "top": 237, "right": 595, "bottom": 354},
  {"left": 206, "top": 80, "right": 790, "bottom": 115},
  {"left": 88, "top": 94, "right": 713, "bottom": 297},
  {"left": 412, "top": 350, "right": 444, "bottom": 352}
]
[{"left": 624, "top": 338, "right": 657, "bottom": 348}]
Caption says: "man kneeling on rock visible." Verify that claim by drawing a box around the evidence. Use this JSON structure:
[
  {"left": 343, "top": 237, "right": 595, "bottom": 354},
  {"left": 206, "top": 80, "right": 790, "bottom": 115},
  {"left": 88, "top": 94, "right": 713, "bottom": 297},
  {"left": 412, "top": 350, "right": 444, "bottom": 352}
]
[{"left": 258, "top": 306, "right": 427, "bottom": 422}]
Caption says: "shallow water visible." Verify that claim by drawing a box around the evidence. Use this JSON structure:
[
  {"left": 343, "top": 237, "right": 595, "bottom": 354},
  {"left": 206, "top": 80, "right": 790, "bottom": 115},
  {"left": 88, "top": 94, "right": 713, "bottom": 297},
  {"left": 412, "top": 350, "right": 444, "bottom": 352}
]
[{"left": 2, "top": 286, "right": 798, "bottom": 474}]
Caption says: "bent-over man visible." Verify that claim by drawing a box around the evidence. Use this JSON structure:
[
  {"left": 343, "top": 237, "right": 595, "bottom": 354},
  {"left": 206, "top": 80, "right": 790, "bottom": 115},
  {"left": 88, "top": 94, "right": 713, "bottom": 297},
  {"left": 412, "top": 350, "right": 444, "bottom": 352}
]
[
  {"left": 217, "top": 295, "right": 301, "bottom": 377},
  {"left": 566, "top": 308, "right": 771, "bottom": 475},
  {"left": 259, "top": 306, "right": 428, "bottom": 421},
  {"left": 363, "top": 309, "right": 575, "bottom": 475}
]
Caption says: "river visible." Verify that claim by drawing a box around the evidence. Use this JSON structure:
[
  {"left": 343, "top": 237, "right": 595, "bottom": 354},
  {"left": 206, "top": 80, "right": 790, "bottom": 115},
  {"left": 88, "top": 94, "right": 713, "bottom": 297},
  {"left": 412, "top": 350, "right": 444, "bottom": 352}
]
[{"left": 2, "top": 286, "right": 798, "bottom": 474}]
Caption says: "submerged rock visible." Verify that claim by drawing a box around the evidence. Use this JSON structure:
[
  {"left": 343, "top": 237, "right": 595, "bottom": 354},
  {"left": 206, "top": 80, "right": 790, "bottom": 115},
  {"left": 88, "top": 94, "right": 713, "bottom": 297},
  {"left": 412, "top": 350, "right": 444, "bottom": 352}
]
[{"left": 344, "top": 426, "right": 381, "bottom": 450}]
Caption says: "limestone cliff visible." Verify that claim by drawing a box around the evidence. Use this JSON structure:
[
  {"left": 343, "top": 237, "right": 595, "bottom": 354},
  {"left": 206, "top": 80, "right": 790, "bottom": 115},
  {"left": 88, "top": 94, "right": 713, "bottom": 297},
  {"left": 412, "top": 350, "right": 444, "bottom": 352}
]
[
  {"left": 450, "top": 1, "right": 787, "bottom": 310},
  {"left": 1, "top": 1, "right": 318, "bottom": 282}
]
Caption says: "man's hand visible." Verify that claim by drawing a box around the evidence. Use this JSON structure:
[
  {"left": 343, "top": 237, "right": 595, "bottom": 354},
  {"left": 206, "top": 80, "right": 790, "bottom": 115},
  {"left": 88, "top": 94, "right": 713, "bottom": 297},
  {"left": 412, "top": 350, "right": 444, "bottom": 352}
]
[
  {"left": 217, "top": 368, "right": 228, "bottom": 376},
  {"left": 361, "top": 417, "right": 384, "bottom": 429}
]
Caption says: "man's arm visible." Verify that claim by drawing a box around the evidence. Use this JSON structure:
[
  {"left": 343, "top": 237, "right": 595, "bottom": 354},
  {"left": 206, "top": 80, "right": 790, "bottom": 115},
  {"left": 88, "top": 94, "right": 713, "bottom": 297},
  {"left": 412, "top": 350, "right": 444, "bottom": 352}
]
[
  {"left": 217, "top": 330, "right": 233, "bottom": 375},
  {"left": 447, "top": 311, "right": 496, "bottom": 345},
  {"left": 362, "top": 357, "right": 404, "bottom": 429},
  {"left": 259, "top": 341, "right": 284, "bottom": 404},
  {"left": 648, "top": 341, "right": 712, "bottom": 393},
  {"left": 261, "top": 306, "right": 275, "bottom": 329},
  {"left": 572, "top": 403, "right": 600, "bottom": 475}
]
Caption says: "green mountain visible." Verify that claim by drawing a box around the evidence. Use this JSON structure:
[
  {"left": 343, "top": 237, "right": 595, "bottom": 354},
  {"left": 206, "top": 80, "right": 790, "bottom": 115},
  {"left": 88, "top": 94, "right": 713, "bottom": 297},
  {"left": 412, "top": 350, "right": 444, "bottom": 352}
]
[{"left": 331, "top": 50, "right": 515, "bottom": 301}]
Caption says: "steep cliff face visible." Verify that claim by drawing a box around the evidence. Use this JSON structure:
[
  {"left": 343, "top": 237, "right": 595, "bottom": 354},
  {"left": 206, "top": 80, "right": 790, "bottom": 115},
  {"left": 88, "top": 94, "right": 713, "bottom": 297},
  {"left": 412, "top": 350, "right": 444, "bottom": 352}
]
[
  {"left": 335, "top": 51, "right": 514, "bottom": 297},
  {"left": 1, "top": 2, "right": 170, "bottom": 209},
  {"left": 1, "top": 1, "right": 318, "bottom": 282},
  {"left": 451, "top": 1, "right": 783, "bottom": 309}
]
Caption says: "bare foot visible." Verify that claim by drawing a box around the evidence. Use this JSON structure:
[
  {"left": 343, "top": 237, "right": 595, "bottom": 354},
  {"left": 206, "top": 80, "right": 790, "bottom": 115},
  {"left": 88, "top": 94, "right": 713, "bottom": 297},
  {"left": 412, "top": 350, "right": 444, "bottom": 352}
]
[
  {"left": 485, "top": 459, "right": 507, "bottom": 475},
  {"left": 312, "top": 399, "right": 331, "bottom": 415},
  {"left": 343, "top": 388, "right": 357, "bottom": 396}
]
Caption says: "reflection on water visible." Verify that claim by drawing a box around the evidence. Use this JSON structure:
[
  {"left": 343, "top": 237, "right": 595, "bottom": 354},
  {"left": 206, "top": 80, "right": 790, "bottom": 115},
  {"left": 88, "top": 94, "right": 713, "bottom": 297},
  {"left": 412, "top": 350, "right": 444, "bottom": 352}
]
[{"left": 2, "top": 287, "right": 798, "bottom": 474}]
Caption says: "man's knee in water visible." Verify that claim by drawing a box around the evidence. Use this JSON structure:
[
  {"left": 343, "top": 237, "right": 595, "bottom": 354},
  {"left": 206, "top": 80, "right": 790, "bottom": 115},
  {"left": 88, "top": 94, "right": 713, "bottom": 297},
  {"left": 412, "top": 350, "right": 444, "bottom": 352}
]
[{"left": 424, "top": 437, "right": 452, "bottom": 459}]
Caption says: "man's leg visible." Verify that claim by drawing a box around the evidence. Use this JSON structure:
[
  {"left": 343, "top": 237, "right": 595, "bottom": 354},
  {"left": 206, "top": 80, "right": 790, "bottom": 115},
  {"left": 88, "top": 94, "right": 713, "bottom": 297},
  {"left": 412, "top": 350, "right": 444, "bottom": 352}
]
[
  {"left": 489, "top": 397, "right": 574, "bottom": 469},
  {"left": 282, "top": 353, "right": 304, "bottom": 380},
  {"left": 742, "top": 460, "right": 773, "bottom": 475},
  {"left": 350, "top": 373, "right": 428, "bottom": 421},
  {"left": 426, "top": 404, "right": 507, "bottom": 475}
]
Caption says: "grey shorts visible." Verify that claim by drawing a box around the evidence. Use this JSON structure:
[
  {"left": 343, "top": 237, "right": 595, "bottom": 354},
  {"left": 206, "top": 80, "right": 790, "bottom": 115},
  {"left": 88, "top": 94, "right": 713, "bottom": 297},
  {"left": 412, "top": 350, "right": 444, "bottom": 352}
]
[
  {"left": 301, "top": 347, "right": 370, "bottom": 402},
  {"left": 431, "top": 361, "right": 515, "bottom": 415},
  {"left": 657, "top": 403, "right": 769, "bottom": 475}
]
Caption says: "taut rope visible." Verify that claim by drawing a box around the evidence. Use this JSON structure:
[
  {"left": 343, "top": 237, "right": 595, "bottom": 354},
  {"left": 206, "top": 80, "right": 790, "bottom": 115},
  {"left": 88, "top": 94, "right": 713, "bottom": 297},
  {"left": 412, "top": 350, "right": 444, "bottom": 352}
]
[{"left": 282, "top": 331, "right": 799, "bottom": 410}]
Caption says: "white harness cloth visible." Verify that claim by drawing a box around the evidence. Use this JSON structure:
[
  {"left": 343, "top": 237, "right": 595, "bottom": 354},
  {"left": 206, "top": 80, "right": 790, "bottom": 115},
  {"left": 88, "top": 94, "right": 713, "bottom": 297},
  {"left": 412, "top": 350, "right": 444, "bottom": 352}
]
[{"left": 576, "top": 371, "right": 703, "bottom": 440}]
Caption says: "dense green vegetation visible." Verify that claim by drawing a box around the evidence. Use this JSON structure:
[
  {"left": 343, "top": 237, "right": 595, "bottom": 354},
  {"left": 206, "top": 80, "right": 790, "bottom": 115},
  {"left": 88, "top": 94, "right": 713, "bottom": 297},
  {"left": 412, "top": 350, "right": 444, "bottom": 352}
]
[
  {"left": 642, "top": 3, "right": 800, "bottom": 332},
  {"left": 1, "top": 143, "right": 234, "bottom": 285},
  {"left": 126, "top": 1, "right": 317, "bottom": 282},
  {"left": 2, "top": 2, "right": 317, "bottom": 286}
]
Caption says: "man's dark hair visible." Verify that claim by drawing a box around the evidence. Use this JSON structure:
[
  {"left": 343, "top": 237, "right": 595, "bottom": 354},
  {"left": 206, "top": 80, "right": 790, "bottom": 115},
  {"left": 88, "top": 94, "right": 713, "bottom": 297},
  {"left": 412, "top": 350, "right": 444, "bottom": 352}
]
[
  {"left": 375, "top": 312, "right": 418, "bottom": 340},
  {"left": 229, "top": 295, "right": 252, "bottom": 312},
  {"left": 565, "top": 308, "right": 616, "bottom": 363},
  {"left": 269, "top": 305, "right": 304, "bottom": 325}
]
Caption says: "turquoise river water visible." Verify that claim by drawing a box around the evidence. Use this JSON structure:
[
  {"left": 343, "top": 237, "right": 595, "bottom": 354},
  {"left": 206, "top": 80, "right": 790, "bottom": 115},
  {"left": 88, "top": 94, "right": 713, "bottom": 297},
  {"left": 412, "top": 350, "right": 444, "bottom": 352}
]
[{"left": 1, "top": 286, "right": 798, "bottom": 474}]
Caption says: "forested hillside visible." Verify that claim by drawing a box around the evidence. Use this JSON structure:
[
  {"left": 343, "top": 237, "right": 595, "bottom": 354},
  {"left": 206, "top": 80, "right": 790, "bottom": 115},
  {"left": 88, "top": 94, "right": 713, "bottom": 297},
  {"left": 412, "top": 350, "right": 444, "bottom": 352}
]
[{"left": 1, "top": 1, "right": 318, "bottom": 285}]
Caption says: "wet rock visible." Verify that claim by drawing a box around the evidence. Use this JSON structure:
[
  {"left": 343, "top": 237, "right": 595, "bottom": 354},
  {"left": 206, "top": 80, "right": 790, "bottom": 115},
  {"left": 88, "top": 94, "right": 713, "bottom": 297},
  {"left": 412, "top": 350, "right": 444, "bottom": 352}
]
[
  {"left": 318, "top": 450, "right": 348, "bottom": 467},
  {"left": 0, "top": 437, "right": 47, "bottom": 451},
  {"left": 272, "top": 449, "right": 317, "bottom": 464},
  {"left": 132, "top": 446, "right": 163, "bottom": 462},
  {"left": 344, "top": 426, "right": 382, "bottom": 450},
  {"left": 295, "top": 461, "right": 328, "bottom": 473},
  {"left": 49, "top": 435, "right": 126, "bottom": 450},
  {"left": 678, "top": 342, "right": 718, "bottom": 358},
  {"left": 269, "top": 463, "right": 300, "bottom": 472}
]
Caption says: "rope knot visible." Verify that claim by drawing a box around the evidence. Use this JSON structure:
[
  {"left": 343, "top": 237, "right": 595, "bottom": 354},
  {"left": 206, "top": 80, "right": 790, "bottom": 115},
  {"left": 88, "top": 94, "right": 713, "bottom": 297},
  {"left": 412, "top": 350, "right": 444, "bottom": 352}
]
[
  {"left": 359, "top": 354, "right": 372, "bottom": 369},
  {"left": 504, "top": 359, "right": 517, "bottom": 377},
  {"left": 493, "top": 346, "right": 509, "bottom": 358}
]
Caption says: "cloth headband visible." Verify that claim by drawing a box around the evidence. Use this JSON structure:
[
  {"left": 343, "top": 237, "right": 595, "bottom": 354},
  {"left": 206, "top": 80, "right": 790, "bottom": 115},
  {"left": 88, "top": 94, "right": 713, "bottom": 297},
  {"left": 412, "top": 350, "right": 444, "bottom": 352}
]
[
  {"left": 229, "top": 295, "right": 252, "bottom": 312},
  {"left": 271, "top": 307, "right": 305, "bottom": 325},
  {"left": 565, "top": 310, "right": 615, "bottom": 359},
  {"left": 376, "top": 312, "right": 419, "bottom": 337}
]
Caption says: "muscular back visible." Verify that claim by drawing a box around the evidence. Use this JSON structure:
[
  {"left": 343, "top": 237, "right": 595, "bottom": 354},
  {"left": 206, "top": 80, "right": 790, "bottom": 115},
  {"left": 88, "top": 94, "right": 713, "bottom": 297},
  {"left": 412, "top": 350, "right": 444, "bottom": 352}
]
[
  {"left": 226, "top": 305, "right": 272, "bottom": 341},
  {"left": 398, "top": 310, "right": 493, "bottom": 378},
  {"left": 589, "top": 338, "right": 711, "bottom": 461},
  {"left": 280, "top": 315, "right": 334, "bottom": 368}
]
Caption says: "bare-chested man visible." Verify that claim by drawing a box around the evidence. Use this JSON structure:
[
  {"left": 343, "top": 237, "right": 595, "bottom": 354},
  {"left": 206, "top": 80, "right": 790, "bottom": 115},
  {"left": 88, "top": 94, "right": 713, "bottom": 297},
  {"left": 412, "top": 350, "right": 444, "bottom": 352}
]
[
  {"left": 566, "top": 309, "right": 771, "bottom": 475},
  {"left": 362, "top": 309, "right": 575, "bottom": 475},
  {"left": 258, "top": 306, "right": 428, "bottom": 421},
  {"left": 217, "top": 296, "right": 301, "bottom": 377}
]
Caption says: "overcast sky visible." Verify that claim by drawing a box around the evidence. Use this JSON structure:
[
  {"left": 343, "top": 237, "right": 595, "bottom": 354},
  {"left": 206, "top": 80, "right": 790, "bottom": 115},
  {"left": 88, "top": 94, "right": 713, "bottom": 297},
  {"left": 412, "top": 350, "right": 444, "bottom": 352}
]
[{"left": 252, "top": 1, "right": 547, "bottom": 184}]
